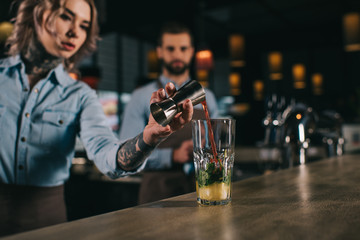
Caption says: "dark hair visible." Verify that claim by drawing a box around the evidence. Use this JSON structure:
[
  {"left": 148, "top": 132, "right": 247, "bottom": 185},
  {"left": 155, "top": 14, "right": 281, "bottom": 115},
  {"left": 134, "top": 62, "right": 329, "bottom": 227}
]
[
  {"left": 157, "top": 22, "right": 194, "bottom": 47},
  {"left": 6, "top": 0, "right": 99, "bottom": 71}
]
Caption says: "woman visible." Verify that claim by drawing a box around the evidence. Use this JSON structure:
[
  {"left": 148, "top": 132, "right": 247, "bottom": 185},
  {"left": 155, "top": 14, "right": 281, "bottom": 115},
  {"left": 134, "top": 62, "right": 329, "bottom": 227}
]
[{"left": 0, "top": 0, "right": 193, "bottom": 236}]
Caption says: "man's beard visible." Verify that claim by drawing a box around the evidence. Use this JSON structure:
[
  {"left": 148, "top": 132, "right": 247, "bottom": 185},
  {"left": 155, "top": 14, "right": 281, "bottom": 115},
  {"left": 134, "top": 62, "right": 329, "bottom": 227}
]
[{"left": 161, "top": 59, "right": 190, "bottom": 76}]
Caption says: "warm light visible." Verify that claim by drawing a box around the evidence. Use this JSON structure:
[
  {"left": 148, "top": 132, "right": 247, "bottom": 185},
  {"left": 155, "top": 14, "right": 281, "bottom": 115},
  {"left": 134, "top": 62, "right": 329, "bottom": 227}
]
[
  {"left": 82, "top": 76, "right": 99, "bottom": 89},
  {"left": 296, "top": 114, "right": 302, "bottom": 120},
  {"left": 292, "top": 64, "right": 306, "bottom": 89},
  {"left": 229, "top": 73, "right": 241, "bottom": 95},
  {"left": 196, "top": 49, "right": 214, "bottom": 70},
  {"left": 69, "top": 72, "right": 79, "bottom": 80},
  {"left": 229, "top": 35, "right": 245, "bottom": 54},
  {"left": 147, "top": 49, "right": 159, "bottom": 79},
  {"left": 0, "top": 22, "right": 13, "bottom": 42},
  {"left": 229, "top": 73, "right": 241, "bottom": 87},
  {"left": 293, "top": 64, "right": 305, "bottom": 81},
  {"left": 231, "top": 60, "right": 246, "bottom": 68},
  {"left": 343, "top": 12, "right": 360, "bottom": 52},
  {"left": 268, "top": 52, "right": 283, "bottom": 80},
  {"left": 312, "top": 73, "right": 323, "bottom": 95},
  {"left": 253, "top": 80, "right": 264, "bottom": 92},
  {"left": 253, "top": 80, "right": 264, "bottom": 101},
  {"left": 148, "top": 73, "right": 159, "bottom": 79},
  {"left": 196, "top": 70, "right": 209, "bottom": 88},
  {"left": 229, "top": 34, "right": 245, "bottom": 67},
  {"left": 294, "top": 81, "right": 306, "bottom": 89},
  {"left": 230, "top": 103, "right": 250, "bottom": 115},
  {"left": 198, "top": 50, "right": 212, "bottom": 58},
  {"left": 312, "top": 73, "right": 323, "bottom": 87},
  {"left": 230, "top": 89, "right": 241, "bottom": 95},
  {"left": 195, "top": 49, "right": 213, "bottom": 86}
]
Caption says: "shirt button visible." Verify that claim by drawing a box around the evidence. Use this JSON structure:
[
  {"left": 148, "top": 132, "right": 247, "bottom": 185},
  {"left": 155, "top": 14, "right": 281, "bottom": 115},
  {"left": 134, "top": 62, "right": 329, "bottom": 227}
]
[
  {"left": 18, "top": 165, "right": 24, "bottom": 170},
  {"left": 21, "top": 137, "right": 26, "bottom": 142},
  {"left": 34, "top": 88, "right": 39, "bottom": 93},
  {"left": 23, "top": 88, "right": 29, "bottom": 92},
  {"left": 58, "top": 120, "right": 64, "bottom": 125},
  {"left": 25, "top": 113, "right": 30, "bottom": 118}
]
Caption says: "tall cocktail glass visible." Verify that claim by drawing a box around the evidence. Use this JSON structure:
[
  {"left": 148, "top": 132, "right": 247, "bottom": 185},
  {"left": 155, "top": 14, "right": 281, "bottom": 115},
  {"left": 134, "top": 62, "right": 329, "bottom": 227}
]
[{"left": 191, "top": 119, "right": 236, "bottom": 205}]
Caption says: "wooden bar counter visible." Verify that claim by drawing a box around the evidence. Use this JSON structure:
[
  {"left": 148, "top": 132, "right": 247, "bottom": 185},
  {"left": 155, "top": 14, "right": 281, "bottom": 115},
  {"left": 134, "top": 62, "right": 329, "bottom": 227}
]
[{"left": 3, "top": 154, "right": 360, "bottom": 240}]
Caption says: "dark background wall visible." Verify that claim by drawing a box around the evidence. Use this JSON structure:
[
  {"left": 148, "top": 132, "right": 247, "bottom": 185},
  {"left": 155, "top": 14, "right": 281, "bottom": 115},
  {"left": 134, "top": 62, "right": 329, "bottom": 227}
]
[{"left": 1, "top": 0, "right": 360, "bottom": 144}]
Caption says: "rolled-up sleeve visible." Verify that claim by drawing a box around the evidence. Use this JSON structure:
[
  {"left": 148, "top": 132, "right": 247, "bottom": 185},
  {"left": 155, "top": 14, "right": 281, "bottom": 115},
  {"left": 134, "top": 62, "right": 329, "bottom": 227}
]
[{"left": 78, "top": 87, "right": 146, "bottom": 178}]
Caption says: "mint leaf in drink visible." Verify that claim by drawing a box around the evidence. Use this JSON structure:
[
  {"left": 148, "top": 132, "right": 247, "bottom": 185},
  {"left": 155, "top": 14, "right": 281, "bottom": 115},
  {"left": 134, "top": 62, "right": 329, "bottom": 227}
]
[{"left": 197, "top": 161, "right": 227, "bottom": 187}]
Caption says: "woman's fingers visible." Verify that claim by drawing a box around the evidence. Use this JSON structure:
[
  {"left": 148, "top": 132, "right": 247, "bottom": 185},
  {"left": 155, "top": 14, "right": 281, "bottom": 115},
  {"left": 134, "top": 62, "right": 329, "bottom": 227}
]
[
  {"left": 169, "top": 99, "right": 193, "bottom": 130},
  {"left": 149, "top": 83, "right": 193, "bottom": 132},
  {"left": 175, "top": 99, "right": 193, "bottom": 126},
  {"left": 181, "top": 99, "right": 193, "bottom": 123},
  {"left": 150, "top": 88, "right": 166, "bottom": 104},
  {"left": 165, "top": 82, "right": 176, "bottom": 97}
]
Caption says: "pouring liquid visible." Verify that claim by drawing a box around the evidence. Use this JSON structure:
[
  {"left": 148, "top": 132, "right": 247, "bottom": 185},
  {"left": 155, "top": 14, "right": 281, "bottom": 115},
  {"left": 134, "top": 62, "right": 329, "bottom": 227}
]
[{"left": 201, "top": 100, "right": 220, "bottom": 167}]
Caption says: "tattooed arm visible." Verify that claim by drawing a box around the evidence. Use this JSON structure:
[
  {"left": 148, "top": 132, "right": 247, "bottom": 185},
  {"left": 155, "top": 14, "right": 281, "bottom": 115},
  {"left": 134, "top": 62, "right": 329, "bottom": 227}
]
[
  {"left": 116, "top": 82, "right": 193, "bottom": 171},
  {"left": 117, "top": 133, "right": 155, "bottom": 171}
]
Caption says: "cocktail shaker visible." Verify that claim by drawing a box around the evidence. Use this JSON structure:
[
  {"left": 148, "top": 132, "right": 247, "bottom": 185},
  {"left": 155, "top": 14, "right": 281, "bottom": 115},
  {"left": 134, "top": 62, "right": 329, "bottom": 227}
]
[{"left": 150, "top": 80, "right": 205, "bottom": 126}]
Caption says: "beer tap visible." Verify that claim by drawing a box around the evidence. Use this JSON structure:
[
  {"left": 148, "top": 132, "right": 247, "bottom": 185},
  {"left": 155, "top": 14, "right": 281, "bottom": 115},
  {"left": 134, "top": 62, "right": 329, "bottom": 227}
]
[{"left": 263, "top": 94, "right": 275, "bottom": 145}]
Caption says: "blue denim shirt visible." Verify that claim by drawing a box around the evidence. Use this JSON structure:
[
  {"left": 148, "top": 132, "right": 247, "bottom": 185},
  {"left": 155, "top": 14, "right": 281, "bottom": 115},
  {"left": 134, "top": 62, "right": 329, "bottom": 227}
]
[
  {"left": 0, "top": 55, "right": 143, "bottom": 187},
  {"left": 119, "top": 75, "right": 218, "bottom": 170}
]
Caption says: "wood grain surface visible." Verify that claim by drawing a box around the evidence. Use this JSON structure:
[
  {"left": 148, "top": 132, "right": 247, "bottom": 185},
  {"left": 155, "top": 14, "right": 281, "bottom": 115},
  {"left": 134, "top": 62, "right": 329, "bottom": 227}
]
[{"left": 3, "top": 154, "right": 360, "bottom": 240}]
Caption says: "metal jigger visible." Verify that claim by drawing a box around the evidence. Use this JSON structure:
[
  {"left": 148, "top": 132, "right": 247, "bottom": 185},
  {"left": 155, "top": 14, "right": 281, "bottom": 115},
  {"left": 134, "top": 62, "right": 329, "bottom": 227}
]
[{"left": 150, "top": 80, "right": 206, "bottom": 126}]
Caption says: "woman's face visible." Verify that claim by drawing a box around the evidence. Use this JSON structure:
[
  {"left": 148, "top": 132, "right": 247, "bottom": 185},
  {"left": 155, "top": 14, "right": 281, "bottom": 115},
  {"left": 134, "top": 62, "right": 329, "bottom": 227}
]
[{"left": 37, "top": 0, "right": 91, "bottom": 59}]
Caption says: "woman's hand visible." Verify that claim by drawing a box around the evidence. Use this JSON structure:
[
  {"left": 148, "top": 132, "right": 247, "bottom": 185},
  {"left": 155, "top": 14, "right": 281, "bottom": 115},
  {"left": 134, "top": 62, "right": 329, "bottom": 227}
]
[
  {"left": 117, "top": 82, "right": 193, "bottom": 171},
  {"left": 143, "top": 82, "right": 193, "bottom": 146}
]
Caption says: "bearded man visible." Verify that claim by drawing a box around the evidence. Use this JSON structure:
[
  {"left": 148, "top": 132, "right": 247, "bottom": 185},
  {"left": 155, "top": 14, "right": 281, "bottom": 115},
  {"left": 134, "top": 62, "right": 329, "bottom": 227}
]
[{"left": 119, "top": 22, "right": 218, "bottom": 204}]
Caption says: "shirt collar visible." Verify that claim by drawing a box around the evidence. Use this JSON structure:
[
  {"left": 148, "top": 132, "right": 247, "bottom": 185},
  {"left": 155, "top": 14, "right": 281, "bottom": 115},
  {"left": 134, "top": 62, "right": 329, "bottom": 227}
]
[
  {"left": 0, "top": 54, "right": 22, "bottom": 68},
  {"left": 159, "top": 74, "right": 191, "bottom": 90},
  {"left": 52, "top": 64, "right": 74, "bottom": 86},
  {"left": 1, "top": 54, "right": 74, "bottom": 87}
]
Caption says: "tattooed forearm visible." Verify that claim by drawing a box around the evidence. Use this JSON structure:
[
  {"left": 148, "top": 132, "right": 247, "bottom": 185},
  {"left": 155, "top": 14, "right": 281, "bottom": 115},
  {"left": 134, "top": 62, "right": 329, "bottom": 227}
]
[{"left": 117, "top": 133, "right": 155, "bottom": 171}]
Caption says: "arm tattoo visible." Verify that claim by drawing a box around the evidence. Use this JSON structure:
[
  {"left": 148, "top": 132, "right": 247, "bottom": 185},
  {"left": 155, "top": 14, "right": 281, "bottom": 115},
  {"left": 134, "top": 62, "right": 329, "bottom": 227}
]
[{"left": 117, "top": 133, "right": 155, "bottom": 171}]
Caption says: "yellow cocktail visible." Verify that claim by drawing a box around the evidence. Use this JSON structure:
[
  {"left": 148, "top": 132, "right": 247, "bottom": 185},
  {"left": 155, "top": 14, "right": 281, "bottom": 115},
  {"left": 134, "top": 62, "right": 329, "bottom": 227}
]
[
  {"left": 194, "top": 160, "right": 232, "bottom": 206},
  {"left": 196, "top": 181, "right": 231, "bottom": 202},
  {"left": 192, "top": 119, "right": 235, "bottom": 206}
]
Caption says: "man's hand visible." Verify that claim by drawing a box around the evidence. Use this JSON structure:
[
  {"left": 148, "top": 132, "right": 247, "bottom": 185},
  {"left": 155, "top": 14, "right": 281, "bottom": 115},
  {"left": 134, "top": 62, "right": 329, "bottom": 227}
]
[
  {"left": 172, "top": 139, "right": 193, "bottom": 164},
  {"left": 143, "top": 82, "right": 193, "bottom": 146}
]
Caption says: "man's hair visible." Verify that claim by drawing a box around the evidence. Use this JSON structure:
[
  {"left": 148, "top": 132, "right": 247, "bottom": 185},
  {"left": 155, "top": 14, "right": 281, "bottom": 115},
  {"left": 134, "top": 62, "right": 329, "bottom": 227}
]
[
  {"left": 6, "top": 0, "right": 99, "bottom": 71},
  {"left": 157, "top": 22, "right": 194, "bottom": 47}
]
